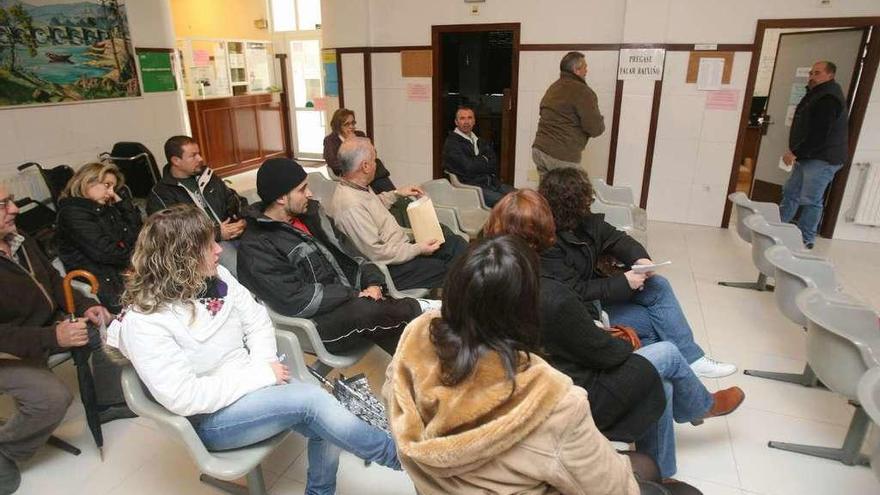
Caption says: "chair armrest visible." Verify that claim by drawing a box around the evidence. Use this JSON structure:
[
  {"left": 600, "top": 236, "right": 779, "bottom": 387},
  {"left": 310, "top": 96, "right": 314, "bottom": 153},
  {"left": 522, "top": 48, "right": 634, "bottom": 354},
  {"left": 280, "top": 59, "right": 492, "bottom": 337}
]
[
  {"left": 592, "top": 178, "right": 636, "bottom": 206},
  {"left": 274, "top": 330, "right": 319, "bottom": 385},
  {"left": 434, "top": 206, "right": 469, "bottom": 242}
]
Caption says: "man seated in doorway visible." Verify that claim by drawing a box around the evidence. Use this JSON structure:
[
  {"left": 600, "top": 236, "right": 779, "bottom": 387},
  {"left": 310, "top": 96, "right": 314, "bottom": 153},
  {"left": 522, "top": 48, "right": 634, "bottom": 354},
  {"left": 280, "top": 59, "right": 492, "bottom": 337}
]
[
  {"left": 326, "top": 137, "right": 468, "bottom": 291},
  {"left": 237, "top": 158, "right": 434, "bottom": 356},
  {"left": 442, "top": 105, "right": 515, "bottom": 207},
  {"left": 0, "top": 185, "right": 119, "bottom": 495},
  {"left": 147, "top": 135, "right": 247, "bottom": 274}
]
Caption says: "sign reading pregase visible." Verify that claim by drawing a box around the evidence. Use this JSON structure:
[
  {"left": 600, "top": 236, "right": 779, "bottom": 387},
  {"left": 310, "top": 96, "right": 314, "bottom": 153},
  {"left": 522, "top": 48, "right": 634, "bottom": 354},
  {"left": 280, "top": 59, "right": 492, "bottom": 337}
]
[{"left": 618, "top": 48, "right": 666, "bottom": 80}]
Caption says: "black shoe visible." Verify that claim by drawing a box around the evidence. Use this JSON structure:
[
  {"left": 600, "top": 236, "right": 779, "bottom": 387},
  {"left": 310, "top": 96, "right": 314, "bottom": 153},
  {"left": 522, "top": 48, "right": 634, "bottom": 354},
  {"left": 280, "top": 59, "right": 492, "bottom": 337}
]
[
  {"left": 0, "top": 452, "right": 20, "bottom": 495},
  {"left": 98, "top": 404, "right": 137, "bottom": 424},
  {"left": 804, "top": 242, "right": 814, "bottom": 250}
]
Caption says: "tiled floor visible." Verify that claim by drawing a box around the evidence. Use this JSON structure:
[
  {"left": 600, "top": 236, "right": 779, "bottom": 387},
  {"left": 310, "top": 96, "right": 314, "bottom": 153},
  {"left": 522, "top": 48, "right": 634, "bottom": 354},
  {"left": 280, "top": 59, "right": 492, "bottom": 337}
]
[{"left": 5, "top": 219, "right": 880, "bottom": 495}]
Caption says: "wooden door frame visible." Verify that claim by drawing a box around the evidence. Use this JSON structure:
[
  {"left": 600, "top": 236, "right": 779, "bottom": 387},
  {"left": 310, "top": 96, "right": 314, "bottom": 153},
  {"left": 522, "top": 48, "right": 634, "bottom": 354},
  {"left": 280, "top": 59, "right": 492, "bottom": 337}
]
[
  {"left": 431, "top": 23, "right": 521, "bottom": 182},
  {"left": 722, "top": 17, "right": 880, "bottom": 238}
]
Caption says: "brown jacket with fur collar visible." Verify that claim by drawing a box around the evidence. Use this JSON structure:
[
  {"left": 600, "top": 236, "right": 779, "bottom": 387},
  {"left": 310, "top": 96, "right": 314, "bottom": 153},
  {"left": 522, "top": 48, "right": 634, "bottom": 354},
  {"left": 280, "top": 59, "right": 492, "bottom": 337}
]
[{"left": 383, "top": 312, "right": 638, "bottom": 495}]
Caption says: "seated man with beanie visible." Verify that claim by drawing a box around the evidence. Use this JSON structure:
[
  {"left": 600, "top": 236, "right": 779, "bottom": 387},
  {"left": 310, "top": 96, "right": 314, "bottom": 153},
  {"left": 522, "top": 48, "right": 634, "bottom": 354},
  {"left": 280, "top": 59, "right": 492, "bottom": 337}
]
[{"left": 237, "top": 158, "right": 435, "bottom": 356}]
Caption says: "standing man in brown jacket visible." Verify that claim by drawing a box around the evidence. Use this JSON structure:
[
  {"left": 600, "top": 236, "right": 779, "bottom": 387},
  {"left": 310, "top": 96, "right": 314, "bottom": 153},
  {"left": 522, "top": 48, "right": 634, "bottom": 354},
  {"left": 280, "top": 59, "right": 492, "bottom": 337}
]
[{"left": 532, "top": 51, "right": 606, "bottom": 179}]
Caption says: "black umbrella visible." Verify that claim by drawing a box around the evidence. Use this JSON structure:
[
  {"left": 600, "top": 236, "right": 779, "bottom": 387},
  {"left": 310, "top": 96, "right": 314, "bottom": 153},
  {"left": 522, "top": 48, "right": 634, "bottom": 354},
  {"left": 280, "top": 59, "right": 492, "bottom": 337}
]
[{"left": 63, "top": 270, "right": 105, "bottom": 461}]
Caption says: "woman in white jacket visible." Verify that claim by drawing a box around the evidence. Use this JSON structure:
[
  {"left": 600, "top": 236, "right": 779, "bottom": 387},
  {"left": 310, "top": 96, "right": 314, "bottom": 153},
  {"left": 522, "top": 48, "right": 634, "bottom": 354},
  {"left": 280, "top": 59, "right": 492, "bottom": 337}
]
[{"left": 110, "top": 204, "right": 400, "bottom": 495}]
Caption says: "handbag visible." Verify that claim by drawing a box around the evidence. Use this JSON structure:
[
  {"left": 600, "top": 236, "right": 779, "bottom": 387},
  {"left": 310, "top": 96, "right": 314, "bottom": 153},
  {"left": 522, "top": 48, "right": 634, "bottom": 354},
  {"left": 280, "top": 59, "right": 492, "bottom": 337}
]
[
  {"left": 606, "top": 324, "right": 642, "bottom": 350},
  {"left": 308, "top": 367, "right": 390, "bottom": 433}
]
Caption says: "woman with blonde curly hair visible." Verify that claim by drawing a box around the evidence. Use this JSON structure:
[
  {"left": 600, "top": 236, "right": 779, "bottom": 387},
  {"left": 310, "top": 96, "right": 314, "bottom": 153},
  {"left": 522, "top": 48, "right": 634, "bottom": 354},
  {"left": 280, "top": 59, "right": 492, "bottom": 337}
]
[
  {"left": 110, "top": 204, "right": 400, "bottom": 495},
  {"left": 57, "top": 161, "right": 142, "bottom": 312}
]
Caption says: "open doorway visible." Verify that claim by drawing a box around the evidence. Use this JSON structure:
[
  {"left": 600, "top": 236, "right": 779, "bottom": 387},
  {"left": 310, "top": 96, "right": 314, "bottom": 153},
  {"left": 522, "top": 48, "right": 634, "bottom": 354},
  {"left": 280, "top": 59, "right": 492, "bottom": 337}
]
[
  {"left": 724, "top": 17, "right": 880, "bottom": 238},
  {"left": 431, "top": 23, "right": 520, "bottom": 183}
]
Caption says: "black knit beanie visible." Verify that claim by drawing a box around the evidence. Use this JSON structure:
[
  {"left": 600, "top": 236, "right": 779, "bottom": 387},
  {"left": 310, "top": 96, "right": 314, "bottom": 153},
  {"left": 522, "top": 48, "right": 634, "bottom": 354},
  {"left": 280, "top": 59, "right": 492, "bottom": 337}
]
[{"left": 257, "top": 158, "right": 307, "bottom": 207}]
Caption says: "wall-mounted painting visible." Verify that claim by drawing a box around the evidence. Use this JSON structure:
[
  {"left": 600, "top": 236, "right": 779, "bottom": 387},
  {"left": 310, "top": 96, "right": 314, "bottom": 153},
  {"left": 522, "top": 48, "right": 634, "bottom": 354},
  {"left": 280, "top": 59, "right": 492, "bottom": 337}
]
[{"left": 0, "top": 0, "right": 140, "bottom": 107}]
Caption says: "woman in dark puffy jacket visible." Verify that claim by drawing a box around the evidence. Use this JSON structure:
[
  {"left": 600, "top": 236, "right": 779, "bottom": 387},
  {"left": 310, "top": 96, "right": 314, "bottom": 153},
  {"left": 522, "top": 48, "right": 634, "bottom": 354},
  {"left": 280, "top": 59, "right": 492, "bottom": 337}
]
[{"left": 57, "top": 161, "right": 143, "bottom": 312}]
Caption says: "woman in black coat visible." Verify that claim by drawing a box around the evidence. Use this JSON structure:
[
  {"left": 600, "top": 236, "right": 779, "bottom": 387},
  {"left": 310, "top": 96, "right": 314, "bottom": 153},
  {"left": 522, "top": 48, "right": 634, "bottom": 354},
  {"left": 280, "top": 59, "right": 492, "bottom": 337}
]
[
  {"left": 57, "top": 162, "right": 143, "bottom": 312},
  {"left": 323, "top": 108, "right": 395, "bottom": 193},
  {"left": 484, "top": 189, "right": 744, "bottom": 480},
  {"left": 538, "top": 167, "right": 737, "bottom": 379}
]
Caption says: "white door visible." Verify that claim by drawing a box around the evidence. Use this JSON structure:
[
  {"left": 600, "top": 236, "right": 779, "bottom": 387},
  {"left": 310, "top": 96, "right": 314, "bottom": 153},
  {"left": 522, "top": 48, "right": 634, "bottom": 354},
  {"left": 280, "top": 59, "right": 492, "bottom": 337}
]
[{"left": 753, "top": 29, "right": 864, "bottom": 198}]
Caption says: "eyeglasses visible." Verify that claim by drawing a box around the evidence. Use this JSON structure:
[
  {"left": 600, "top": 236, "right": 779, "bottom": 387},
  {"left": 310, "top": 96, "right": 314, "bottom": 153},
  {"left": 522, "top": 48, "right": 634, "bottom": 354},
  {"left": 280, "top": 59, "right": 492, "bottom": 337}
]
[
  {"left": 342, "top": 120, "right": 357, "bottom": 127},
  {"left": 0, "top": 194, "right": 15, "bottom": 212}
]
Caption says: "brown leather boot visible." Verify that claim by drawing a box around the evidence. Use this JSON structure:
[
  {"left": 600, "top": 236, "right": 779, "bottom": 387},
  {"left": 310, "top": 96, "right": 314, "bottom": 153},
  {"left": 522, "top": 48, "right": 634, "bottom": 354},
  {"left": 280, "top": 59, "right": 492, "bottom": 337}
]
[{"left": 691, "top": 386, "right": 745, "bottom": 425}]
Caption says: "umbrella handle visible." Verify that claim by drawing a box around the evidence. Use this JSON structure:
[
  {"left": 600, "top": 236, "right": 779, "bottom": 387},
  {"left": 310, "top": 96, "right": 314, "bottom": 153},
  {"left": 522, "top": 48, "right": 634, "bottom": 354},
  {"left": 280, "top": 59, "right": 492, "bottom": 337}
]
[{"left": 63, "top": 270, "right": 100, "bottom": 317}]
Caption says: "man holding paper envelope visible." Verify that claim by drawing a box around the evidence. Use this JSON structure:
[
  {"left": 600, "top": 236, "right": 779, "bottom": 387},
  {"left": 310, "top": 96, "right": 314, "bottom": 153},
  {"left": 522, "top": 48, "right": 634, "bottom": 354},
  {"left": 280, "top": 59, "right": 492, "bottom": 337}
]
[{"left": 327, "top": 138, "right": 468, "bottom": 291}]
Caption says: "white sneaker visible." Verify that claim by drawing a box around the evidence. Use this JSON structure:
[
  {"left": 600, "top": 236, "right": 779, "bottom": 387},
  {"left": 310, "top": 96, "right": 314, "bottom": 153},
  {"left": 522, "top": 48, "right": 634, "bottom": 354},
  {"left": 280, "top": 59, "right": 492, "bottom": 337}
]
[
  {"left": 690, "top": 356, "right": 737, "bottom": 378},
  {"left": 416, "top": 298, "right": 442, "bottom": 313}
]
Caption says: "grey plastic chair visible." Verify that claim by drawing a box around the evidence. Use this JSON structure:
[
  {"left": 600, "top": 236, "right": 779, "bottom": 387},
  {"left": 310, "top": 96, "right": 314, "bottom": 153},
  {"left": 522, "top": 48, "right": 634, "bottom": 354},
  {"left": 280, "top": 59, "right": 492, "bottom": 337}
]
[
  {"left": 433, "top": 205, "right": 470, "bottom": 242},
  {"left": 744, "top": 245, "right": 857, "bottom": 387},
  {"left": 374, "top": 262, "right": 430, "bottom": 299},
  {"left": 421, "top": 179, "right": 489, "bottom": 237},
  {"left": 265, "top": 307, "right": 372, "bottom": 377},
  {"left": 306, "top": 172, "right": 339, "bottom": 203},
  {"left": 444, "top": 171, "right": 489, "bottom": 209},
  {"left": 856, "top": 366, "right": 880, "bottom": 482},
  {"left": 767, "top": 289, "right": 880, "bottom": 465},
  {"left": 121, "top": 330, "right": 315, "bottom": 495},
  {"left": 727, "top": 191, "right": 782, "bottom": 244},
  {"left": 590, "top": 178, "right": 648, "bottom": 233},
  {"left": 591, "top": 199, "right": 648, "bottom": 246}
]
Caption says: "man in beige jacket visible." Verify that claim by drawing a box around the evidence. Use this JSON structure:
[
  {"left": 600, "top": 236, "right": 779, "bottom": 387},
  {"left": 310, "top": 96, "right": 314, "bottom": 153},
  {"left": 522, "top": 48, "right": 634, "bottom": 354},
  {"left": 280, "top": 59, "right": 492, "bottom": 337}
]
[
  {"left": 532, "top": 51, "right": 606, "bottom": 178},
  {"left": 326, "top": 138, "right": 467, "bottom": 291}
]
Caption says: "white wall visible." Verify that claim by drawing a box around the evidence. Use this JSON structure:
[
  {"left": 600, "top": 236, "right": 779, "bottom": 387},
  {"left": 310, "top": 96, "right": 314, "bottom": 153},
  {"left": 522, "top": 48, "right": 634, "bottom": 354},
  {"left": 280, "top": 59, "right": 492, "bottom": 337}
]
[
  {"left": 0, "top": 0, "right": 186, "bottom": 201},
  {"left": 322, "top": 0, "right": 880, "bottom": 241}
]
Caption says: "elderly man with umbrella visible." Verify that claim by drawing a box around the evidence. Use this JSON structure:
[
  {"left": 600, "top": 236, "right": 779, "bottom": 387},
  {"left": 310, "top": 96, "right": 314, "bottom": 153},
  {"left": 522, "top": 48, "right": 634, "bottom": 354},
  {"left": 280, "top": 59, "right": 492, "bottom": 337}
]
[{"left": 0, "top": 184, "right": 128, "bottom": 495}]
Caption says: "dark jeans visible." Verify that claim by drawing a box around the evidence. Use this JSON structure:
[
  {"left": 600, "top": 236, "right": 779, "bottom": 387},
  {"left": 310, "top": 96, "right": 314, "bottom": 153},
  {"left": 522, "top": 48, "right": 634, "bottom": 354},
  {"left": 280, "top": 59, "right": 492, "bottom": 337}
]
[
  {"left": 480, "top": 182, "right": 516, "bottom": 207},
  {"left": 388, "top": 225, "right": 468, "bottom": 290},
  {"left": 0, "top": 360, "right": 73, "bottom": 461},
  {"left": 313, "top": 296, "right": 421, "bottom": 355}
]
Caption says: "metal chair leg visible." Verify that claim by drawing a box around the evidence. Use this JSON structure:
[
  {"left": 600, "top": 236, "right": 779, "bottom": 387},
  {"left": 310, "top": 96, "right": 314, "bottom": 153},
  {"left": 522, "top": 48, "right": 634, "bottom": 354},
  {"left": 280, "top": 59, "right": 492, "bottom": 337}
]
[
  {"left": 199, "top": 465, "right": 268, "bottom": 495},
  {"left": 744, "top": 363, "right": 821, "bottom": 387},
  {"left": 46, "top": 435, "right": 82, "bottom": 455},
  {"left": 768, "top": 406, "right": 870, "bottom": 466},
  {"left": 718, "top": 273, "right": 775, "bottom": 292},
  {"left": 312, "top": 361, "right": 333, "bottom": 378}
]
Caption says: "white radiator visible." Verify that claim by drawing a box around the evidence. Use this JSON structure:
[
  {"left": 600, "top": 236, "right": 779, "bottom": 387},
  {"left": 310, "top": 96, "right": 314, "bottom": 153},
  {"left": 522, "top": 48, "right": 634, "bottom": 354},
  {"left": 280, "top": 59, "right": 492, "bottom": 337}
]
[
  {"left": 0, "top": 169, "right": 52, "bottom": 203},
  {"left": 853, "top": 162, "right": 880, "bottom": 226}
]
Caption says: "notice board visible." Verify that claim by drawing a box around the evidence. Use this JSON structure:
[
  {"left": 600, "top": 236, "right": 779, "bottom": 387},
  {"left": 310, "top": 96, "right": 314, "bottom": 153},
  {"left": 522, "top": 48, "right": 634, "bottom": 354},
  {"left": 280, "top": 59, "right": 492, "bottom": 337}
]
[
  {"left": 137, "top": 48, "right": 177, "bottom": 93},
  {"left": 401, "top": 50, "right": 432, "bottom": 77},
  {"left": 686, "top": 51, "right": 734, "bottom": 84}
]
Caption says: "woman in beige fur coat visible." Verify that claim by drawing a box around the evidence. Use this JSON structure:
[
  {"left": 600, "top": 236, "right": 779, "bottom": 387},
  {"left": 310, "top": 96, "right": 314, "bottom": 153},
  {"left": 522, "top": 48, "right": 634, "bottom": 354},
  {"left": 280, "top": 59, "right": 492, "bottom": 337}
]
[{"left": 384, "top": 235, "right": 668, "bottom": 495}]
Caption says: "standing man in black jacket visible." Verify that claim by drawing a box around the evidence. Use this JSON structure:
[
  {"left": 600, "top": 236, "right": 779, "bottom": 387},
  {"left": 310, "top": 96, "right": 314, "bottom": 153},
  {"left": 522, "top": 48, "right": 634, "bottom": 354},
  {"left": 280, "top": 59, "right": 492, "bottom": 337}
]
[
  {"left": 237, "top": 158, "right": 432, "bottom": 356},
  {"left": 147, "top": 136, "right": 247, "bottom": 273},
  {"left": 441, "top": 105, "right": 514, "bottom": 206},
  {"left": 780, "top": 60, "right": 849, "bottom": 249}
]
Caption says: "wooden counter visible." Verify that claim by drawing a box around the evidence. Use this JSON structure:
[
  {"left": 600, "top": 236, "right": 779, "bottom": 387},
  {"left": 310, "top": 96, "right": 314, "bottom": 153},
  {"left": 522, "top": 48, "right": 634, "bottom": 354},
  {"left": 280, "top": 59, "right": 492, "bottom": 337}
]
[{"left": 187, "top": 93, "right": 291, "bottom": 177}]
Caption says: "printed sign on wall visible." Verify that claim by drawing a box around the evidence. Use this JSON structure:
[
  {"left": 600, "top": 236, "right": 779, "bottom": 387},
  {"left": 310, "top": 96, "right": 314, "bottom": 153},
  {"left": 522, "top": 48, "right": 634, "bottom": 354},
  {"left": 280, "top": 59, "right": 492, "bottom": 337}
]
[{"left": 618, "top": 48, "right": 666, "bottom": 80}]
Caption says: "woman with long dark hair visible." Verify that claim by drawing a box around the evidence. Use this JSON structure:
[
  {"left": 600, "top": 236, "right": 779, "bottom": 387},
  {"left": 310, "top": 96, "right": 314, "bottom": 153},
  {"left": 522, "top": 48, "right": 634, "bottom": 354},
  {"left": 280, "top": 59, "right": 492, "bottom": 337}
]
[
  {"left": 484, "top": 189, "right": 744, "bottom": 482},
  {"left": 539, "top": 167, "right": 737, "bottom": 379},
  {"left": 110, "top": 204, "right": 400, "bottom": 495},
  {"left": 384, "top": 234, "right": 645, "bottom": 494}
]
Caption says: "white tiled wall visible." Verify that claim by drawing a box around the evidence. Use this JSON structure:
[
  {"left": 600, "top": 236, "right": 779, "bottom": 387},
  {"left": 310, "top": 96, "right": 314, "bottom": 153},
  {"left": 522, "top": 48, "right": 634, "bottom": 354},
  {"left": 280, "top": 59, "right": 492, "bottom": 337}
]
[
  {"left": 0, "top": 0, "right": 185, "bottom": 201},
  {"left": 341, "top": 53, "right": 367, "bottom": 125},
  {"left": 515, "top": 51, "right": 619, "bottom": 189},
  {"left": 646, "top": 51, "right": 751, "bottom": 226},
  {"left": 370, "top": 52, "right": 433, "bottom": 187},
  {"left": 613, "top": 79, "right": 656, "bottom": 200}
]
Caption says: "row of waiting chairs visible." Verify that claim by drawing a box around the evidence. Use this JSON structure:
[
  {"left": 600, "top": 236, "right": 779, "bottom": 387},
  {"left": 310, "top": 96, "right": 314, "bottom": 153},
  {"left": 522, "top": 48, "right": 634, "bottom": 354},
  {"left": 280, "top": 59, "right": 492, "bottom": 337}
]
[{"left": 721, "top": 192, "right": 880, "bottom": 480}]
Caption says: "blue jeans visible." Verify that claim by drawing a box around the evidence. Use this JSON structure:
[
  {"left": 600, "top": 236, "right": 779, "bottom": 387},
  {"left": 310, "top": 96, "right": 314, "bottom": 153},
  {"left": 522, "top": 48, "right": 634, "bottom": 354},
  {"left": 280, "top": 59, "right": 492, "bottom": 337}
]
[
  {"left": 779, "top": 159, "right": 842, "bottom": 244},
  {"left": 634, "top": 342, "right": 714, "bottom": 478},
  {"left": 194, "top": 382, "right": 400, "bottom": 495},
  {"left": 605, "top": 275, "right": 705, "bottom": 364}
]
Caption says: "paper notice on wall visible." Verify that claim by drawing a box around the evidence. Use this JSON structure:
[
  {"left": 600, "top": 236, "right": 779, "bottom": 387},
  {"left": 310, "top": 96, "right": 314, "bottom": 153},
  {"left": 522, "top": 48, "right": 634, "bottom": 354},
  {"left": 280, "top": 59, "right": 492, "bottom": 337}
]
[
  {"left": 193, "top": 49, "right": 210, "bottom": 66},
  {"left": 795, "top": 66, "right": 812, "bottom": 78},
  {"left": 618, "top": 48, "right": 666, "bottom": 80},
  {"left": 406, "top": 82, "right": 430, "bottom": 102},
  {"left": 697, "top": 58, "right": 724, "bottom": 90},
  {"left": 313, "top": 97, "right": 327, "bottom": 110},
  {"left": 705, "top": 89, "right": 740, "bottom": 111},
  {"left": 785, "top": 104, "right": 797, "bottom": 127}
]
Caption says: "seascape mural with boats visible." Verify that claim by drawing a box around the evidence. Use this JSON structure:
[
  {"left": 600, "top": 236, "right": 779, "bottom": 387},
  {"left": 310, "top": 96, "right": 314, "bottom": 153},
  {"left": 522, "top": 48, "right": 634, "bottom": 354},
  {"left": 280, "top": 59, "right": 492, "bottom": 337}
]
[{"left": 0, "top": 0, "right": 140, "bottom": 107}]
